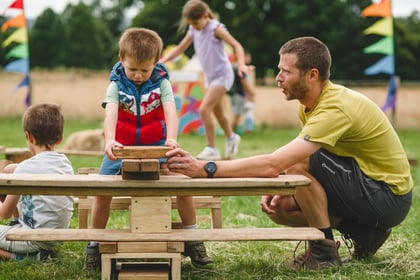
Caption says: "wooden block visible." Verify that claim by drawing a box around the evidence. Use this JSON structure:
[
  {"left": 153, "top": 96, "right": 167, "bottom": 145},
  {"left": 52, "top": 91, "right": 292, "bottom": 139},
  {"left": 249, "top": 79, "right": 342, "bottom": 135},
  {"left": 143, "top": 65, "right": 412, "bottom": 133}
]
[
  {"left": 130, "top": 197, "right": 171, "bottom": 233},
  {"left": 122, "top": 159, "right": 159, "bottom": 172},
  {"left": 118, "top": 268, "right": 169, "bottom": 280},
  {"left": 122, "top": 159, "right": 160, "bottom": 180},
  {"left": 118, "top": 263, "right": 170, "bottom": 280},
  {"left": 99, "top": 242, "right": 117, "bottom": 253},
  {"left": 112, "top": 146, "right": 171, "bottom": 159},
  {"left": 117, "top": 242, "right": 169, "bottom": 253}
]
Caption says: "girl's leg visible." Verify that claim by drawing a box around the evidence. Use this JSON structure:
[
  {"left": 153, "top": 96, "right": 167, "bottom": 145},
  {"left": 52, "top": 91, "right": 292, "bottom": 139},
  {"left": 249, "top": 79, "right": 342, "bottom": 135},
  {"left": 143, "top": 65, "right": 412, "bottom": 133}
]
[{"left": 199, "top": 85, "right": 229, "bottom": 148}]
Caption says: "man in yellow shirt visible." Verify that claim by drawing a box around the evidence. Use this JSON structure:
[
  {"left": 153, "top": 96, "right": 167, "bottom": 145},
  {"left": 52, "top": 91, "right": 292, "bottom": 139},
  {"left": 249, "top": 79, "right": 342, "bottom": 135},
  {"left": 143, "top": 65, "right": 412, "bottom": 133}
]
[{"left": 164, "top": 36, "right": 413, "bottom": 270}]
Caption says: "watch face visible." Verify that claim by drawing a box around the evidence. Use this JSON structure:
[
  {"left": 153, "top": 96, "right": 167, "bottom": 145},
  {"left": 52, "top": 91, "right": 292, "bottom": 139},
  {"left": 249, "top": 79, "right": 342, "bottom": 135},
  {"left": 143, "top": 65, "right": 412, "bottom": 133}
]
[
  {"left": 205, "top": 161, "right": 217, "bottom": 178},
  {"left": 206, "top": 161, "right": 217, "bottom": 173}
]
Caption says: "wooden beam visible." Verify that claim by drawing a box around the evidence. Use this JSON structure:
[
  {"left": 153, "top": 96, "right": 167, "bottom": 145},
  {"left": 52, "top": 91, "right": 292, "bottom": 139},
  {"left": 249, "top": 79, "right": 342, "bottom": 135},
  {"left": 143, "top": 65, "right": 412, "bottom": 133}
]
[
  {"left": 6, "top": 227, "right": 325, "bottom": 242},
  {"left": 112, "top": 146, "right": 171, "bottom": 159}
]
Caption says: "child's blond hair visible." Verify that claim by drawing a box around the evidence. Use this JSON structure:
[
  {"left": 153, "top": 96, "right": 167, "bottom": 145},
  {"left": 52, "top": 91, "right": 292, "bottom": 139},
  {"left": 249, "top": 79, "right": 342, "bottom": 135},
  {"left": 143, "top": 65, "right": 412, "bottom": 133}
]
[{"left": 119, "top": 27, "right": 163, "bottom": 63}]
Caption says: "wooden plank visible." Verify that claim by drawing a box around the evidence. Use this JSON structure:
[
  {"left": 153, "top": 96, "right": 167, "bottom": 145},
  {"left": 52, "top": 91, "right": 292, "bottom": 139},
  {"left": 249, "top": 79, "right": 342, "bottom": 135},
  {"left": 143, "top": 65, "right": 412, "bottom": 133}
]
[
  {"left": 112, "top": 146, "right": 172, "bottom": 159},
  {"left": 130, "top": 197, "right": 171, "bottom": 233},
  {"left": 0, "top": 174, "right": 310, "bottom": 196},
  {"left": 6, "top": 227, "right": 325, "bottom": 242}
]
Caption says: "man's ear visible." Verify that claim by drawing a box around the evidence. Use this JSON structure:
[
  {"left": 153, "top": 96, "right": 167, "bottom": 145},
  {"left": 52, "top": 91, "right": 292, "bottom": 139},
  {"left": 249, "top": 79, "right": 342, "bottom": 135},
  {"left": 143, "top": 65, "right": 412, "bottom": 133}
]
[{"left": 309, "top": 68, "right": 319, "bottom": 80}]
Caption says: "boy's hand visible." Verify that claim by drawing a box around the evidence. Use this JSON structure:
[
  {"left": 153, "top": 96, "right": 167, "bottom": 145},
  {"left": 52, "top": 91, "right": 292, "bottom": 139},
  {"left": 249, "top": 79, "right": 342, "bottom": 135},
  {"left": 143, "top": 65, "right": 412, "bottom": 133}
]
[
  {"left": 104, "top": 140, "right": 123, "bottom": 160},
  {"left": 166, "top": 138, "right": 179, "bottom": 149}
]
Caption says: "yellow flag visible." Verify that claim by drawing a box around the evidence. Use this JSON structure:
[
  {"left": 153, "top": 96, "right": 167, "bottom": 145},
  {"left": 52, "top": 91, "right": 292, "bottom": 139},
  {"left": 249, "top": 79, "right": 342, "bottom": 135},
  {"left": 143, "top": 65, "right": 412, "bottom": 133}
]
[{"left": 363, "top": 17, "right": 393, "bottom": 36}]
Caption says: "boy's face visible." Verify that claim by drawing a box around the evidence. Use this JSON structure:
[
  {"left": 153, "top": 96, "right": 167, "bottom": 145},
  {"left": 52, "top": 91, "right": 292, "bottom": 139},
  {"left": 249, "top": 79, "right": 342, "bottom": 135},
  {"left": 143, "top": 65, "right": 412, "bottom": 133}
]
[{"left": 121, "top": 55, "right": 156, "bottom": 86}]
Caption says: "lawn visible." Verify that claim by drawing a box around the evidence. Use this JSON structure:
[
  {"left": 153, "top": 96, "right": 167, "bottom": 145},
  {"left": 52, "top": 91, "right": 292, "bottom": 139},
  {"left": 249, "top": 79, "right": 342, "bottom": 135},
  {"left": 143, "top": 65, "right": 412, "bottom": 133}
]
[{"left": 0, "top": 117, "right": 418, "bottom": 280}]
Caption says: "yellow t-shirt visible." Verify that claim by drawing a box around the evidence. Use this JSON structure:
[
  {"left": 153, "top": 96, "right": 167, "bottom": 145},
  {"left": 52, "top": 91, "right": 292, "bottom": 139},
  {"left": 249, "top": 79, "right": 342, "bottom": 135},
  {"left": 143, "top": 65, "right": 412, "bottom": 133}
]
[{"left": 298, "top": 81, "right": 413, "bottom": 195}]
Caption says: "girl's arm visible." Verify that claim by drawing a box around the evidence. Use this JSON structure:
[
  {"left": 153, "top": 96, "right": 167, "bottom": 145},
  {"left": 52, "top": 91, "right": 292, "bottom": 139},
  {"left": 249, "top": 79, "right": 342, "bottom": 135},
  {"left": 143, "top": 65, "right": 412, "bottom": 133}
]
[
  {"left": 160, "top": 33, "right": 193, "bottom": 63},
  {"left": 214, "top": 27, "right": 248, "bottom": 78}
]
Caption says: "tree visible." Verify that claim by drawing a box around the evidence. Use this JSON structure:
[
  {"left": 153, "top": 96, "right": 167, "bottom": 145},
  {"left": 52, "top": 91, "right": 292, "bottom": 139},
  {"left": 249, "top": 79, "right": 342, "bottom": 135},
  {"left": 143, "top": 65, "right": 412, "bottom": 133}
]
[
  {"left": 60, "top": 3, "right": 113, "bottom": 69},
  {"left": 29, "top": 9, "right": 65, "bottom": 68}
]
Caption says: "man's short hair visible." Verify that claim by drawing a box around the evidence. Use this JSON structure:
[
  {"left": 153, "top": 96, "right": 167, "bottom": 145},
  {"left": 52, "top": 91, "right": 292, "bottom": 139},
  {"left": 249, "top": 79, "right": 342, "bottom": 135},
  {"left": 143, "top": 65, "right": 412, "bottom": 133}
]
[{"left": 279, "top": 36, "right": 331, "bottom": 81}]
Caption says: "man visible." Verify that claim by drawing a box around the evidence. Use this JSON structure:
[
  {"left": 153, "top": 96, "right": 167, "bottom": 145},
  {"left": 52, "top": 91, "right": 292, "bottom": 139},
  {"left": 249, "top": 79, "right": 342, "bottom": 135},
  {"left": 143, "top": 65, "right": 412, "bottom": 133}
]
[{"left": 165, "top": 36, "right": 413, "bottom": 270}]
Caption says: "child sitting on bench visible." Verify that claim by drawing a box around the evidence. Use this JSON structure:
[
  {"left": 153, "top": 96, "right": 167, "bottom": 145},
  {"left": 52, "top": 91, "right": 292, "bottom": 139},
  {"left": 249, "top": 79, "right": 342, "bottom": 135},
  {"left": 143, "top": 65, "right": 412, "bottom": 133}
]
[{"left": 0, "top": 103, "right": 74, "bottom": 261}]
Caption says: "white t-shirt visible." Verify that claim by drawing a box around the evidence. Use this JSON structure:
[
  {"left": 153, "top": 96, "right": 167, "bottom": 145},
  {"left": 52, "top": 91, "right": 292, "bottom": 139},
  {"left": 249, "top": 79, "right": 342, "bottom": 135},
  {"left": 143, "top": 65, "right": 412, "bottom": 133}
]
[{"left": 14, "top": 151, "right": 74, "bottom": 229}]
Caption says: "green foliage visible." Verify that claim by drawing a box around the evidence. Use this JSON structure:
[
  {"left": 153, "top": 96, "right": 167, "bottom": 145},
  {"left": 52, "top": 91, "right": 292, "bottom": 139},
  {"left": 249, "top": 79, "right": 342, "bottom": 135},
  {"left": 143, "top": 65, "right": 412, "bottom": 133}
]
[
  {"left": 2, "top": 0, "right": 420, "bottom": 80},
  {"left": 0, "top": 118, "right": 419, "bottom": 279}
]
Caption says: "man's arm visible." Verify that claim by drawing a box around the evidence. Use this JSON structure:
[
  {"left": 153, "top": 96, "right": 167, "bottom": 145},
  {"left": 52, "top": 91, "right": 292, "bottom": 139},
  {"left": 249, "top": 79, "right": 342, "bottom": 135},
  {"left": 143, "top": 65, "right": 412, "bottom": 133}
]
[{"left": 166, "top": 138, "right": 321, "bottom": 178}]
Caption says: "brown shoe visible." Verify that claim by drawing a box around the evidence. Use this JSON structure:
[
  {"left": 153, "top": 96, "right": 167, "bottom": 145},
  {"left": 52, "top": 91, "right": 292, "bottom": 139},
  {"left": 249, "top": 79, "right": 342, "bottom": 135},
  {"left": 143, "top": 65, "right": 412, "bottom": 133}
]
[{"left": 289, "top": 239, "right": 342, "bottom": 270}]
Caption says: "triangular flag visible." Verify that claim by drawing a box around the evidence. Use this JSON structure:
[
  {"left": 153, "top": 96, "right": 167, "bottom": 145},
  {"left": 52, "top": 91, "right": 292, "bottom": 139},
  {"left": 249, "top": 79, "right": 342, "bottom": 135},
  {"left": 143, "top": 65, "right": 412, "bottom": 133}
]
[
  {"left": 1, "top": 27, "right": 28, "bottom": 47},
  {"left": 1, "top": 12, "right": 26, "bottom": 32},
  {"left": 364, "top": 55, "right": 394, "bottom": 75},
  {"left": 12, "top": 73, "right": 30, "bottom": 93},
  {"left": 7, "top": 0, "right": 24, "bottom": 10},
  {"left": 5, "top": 43, "right": 28, "bottom": 59},
  {"left": 363, "top": 36, "right": 394, "bottom": 55},
  {"left": 362, "top": 0, "right": 391, "bottom": 17},
  {"left": 363, "top": 17, "right": 393, "bottom": 36},
  {"left": 4, "top": 58, "right": 29, "bottom": 74},
  {"left": 381, "top": 75, "right": 397, "bottom": 111}
]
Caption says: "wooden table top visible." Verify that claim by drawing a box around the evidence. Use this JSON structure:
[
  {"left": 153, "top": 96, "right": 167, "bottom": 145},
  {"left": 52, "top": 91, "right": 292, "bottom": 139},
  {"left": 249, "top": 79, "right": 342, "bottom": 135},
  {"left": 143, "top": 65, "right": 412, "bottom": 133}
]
[{"left": 0, "top": 174, "right": 310, "bottom": 196}]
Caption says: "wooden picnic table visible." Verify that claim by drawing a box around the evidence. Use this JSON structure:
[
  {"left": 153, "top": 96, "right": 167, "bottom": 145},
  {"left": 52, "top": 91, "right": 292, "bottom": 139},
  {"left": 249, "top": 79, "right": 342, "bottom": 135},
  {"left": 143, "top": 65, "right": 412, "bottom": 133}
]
[{"left": 1, "top": 173, "right": 317, "bottom": 280}]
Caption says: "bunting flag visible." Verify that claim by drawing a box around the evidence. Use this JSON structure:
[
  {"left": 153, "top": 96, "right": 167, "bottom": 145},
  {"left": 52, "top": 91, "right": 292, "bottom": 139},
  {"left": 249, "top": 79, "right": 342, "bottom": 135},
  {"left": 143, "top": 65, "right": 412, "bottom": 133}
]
[
  {"left": 1, "top": 0, "right": 31, "bottom": 107},
  {"left": 361, "top": 0, "right": 396, "bottom": 117}
]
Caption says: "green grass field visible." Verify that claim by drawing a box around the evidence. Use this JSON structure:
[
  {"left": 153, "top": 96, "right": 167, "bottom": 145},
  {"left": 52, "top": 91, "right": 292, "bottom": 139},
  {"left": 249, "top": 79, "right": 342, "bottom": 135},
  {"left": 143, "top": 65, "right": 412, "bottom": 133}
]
[{"left": 0, "top": 118, "right": 418, "bottom": 280}]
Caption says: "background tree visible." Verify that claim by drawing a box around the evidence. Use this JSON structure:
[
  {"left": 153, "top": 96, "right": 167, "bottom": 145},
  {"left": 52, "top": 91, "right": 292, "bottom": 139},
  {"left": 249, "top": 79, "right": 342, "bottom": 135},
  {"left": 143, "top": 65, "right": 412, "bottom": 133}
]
[
  {"left": 29, "top": 9, "right": 65, "bottom": 68},
  {"left": 8, "top": 0, "right": 419, "bottom": 81}
]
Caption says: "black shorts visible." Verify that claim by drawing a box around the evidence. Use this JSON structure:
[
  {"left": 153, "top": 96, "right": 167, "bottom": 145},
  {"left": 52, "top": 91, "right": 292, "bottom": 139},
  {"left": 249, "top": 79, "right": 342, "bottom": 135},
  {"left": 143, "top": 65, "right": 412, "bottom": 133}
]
[{"left": 309, "top": 148, "right": 412, "bottom": 229}]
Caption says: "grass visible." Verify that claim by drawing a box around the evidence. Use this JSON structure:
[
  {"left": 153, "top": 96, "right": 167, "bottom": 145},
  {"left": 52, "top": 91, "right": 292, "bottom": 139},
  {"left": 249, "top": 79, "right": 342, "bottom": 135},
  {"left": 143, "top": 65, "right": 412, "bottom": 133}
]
[{"left": 0, "top": 117, "right": 419, "bottom": 280}]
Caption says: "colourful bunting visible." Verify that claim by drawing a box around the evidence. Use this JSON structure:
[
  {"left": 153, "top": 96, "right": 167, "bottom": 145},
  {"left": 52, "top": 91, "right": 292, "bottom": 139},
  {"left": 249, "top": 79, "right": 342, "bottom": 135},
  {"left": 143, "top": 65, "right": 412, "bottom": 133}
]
[
  {"left": 363, "top": 17, "right": 393, "bottom": 36},
  {"left": 1, "top": 0, "right": 31, "bottom": 107},
  {"left": 363, "top": 36, "right": 394, "bottom": 55},
  {"left": 362, "top": 0, "right": 391, "bottom": 17},
  {"left": 2, "top": 27, "right": 28, "bottom": 47},
  {"left": 364, "top": 55, "right": 394, "bottom": 75},
  {"left": 5, "top": 43, "right": 28, "bottom": 59},
  {"left": 361, "top": 0, "right": 396, "bottom": 114},
  {"left": 1, "top": 13, "right": 26, "bottom": 32}
]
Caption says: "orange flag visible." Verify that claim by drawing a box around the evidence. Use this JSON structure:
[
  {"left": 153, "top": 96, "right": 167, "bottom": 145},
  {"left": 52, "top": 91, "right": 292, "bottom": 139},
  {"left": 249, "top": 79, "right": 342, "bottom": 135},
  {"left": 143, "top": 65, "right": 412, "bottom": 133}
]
[
  {"left": 1, "top": 12, "right": 26, "bottom": 32},
  {"left": 362, "top": 0, "right": 392, "bottom": 17}
]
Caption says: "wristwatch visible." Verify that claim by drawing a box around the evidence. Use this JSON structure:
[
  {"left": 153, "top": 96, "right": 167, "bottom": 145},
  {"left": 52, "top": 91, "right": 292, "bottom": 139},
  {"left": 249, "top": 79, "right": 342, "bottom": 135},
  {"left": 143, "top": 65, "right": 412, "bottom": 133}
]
[{"left": 204, "top": 161, "right": 217, "bottom": 178}]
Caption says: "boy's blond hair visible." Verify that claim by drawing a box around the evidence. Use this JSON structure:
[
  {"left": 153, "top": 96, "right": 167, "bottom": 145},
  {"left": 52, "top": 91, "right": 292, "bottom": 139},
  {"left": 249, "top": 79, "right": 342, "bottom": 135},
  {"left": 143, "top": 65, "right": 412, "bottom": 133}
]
[{"left": 119, "top": 27, "right": 163, "bottom": 63}]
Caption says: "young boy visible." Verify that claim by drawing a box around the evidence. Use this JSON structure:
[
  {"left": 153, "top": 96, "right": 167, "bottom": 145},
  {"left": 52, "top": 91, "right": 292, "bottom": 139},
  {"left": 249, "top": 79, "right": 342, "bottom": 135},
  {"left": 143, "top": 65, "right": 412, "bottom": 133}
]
[
  {"left": 84, "top": 27, "right": 212, "bottom": 271},
  {"left": 0, "top": 103, "right": 74, "bottom": 261}
]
